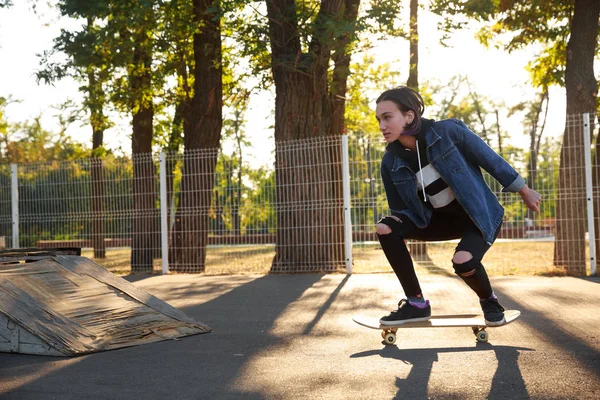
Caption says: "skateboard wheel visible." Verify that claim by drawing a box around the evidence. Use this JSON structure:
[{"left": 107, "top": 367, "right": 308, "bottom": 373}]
[
  {"left": 383, "top": 331, "right": 396, "bottom": 345},
  {"left": 476, "top": 330, "right": 489, "bottom": 343}
]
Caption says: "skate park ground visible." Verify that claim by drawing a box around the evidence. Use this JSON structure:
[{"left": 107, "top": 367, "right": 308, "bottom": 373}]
[{"left": 1, "top": 271, "right": 599, "bottom": 399}]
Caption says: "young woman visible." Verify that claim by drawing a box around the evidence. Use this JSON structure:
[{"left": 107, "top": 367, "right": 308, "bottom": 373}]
[{"left": 375, "top": 86, "right": 541, "bottom": 326}]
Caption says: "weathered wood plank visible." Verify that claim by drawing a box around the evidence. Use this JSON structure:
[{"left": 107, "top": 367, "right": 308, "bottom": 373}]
[
  {"left": 0, "top": 255, "right": 211, "bottom": 356},
  {"left": 56, "top": 256, "right": 211, "bottom": 330},
  {"left": 0, "top": 279, "right": 97, "bottom": 355}
]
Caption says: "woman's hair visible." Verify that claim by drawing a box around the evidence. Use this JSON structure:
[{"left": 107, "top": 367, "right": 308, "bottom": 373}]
[{"left": 376, "top": 86, "right": 425, "bottom": 136}]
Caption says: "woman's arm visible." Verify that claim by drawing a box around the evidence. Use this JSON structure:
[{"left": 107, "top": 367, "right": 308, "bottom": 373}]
[
  {"left": 452, "top": 120, "right": 525, "bottom": 192},
  {"left": 451, "top": 120, "right": 542, "bottom": 211}
]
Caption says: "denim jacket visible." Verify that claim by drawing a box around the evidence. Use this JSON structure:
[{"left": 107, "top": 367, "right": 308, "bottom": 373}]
[{"left": 380, "top": 118, "right": 525, "bottom": 244}]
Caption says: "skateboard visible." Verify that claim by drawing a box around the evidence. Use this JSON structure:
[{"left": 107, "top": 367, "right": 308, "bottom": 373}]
[{"left": 353, "top": 310, "right": 521, "bottom": 345}]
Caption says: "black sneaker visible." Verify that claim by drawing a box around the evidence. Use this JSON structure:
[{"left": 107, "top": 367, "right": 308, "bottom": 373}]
[
  {"left": 379, "top": 299, "right": 431, "bottom": 326},
  {"left": 480, "top": 297, "right": 506, "bottom": 326}
]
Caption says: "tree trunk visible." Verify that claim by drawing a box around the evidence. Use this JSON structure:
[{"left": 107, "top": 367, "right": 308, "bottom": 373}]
[
  {"left": 86, "top": 16, "right": 106, "bottom": 259},
  {"left": 169, "top": 0, "right": 222, "bottom": 273},
  {"left": 91, "top": 129, "right": 105, "bottom": 259},
  {"left": 130, "top": 29, "right": 157, "bottom": 273},
  {"left": 233, "top": 115, "right": 243, "bottom": 235},
  {"left": 266, "top": 0, "right": 351, "bottom": 272},
  {"left": 166, "top": 101, "right": 184, "bottom": 232},
  {"left": 166, "top": 54, "right": 188, "bottom": 234},
  {"left": 407, "top": 0, "right": 419, "bottom": 90},
  {"left": 329, "top": 0, "right": 360, "bottom": 137},
  {"left": 131, "top": 116, "right": 157, "bottom": 273},
  {"left": 554, "top": 0, "right": 599, "bottom": 276},
  {"left": 405, "top": 0, "right": 428, "bottom": 261}
]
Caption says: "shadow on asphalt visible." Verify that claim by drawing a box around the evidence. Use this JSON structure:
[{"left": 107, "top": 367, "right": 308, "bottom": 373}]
[
  {"left": 0, "top": 274, "right": 324, "bottom": 399},
  {"left": 351, "top": 344, "right": 534, "bottom": 400},
  {"left": 578, "top": 276, "right": 600, "bottom": 284},
  {"left": 303, "top": 274, "right": 350, "bottom": 335},
  {"left": 494, "top": 286, "right": 600, "bottom": 381},
  {"left": 122, "top": 273, "right": 156, "bottom": 284}
]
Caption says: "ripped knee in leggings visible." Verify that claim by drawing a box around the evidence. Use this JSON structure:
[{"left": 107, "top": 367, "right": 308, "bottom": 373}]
[
  {"left": 452, "top": 252, "right": 480, "bottom": 276},
  {"left": 376, "top": 216, "right": 402, "bottom": 236},
  {"left": 376, "top": 223, "right": 392, "bottom": 235}
]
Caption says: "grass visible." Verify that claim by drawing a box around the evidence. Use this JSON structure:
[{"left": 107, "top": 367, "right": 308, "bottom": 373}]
[{"left": 81, "top": 240, "right": 591, "bottom": 276}]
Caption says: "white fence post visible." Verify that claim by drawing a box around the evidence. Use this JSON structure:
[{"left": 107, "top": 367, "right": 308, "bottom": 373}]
[
  {"left": 159, "top": 152, "right": 169, "bottom": 274},
  {"left": 342, "top": 135, "right": 353, "bottom": 274},
  {"left": 583, "top": 113, "right": 596, "bottom": 276},
  {"left": 10, "top": 164, "right": 18, "bottom": 249}
]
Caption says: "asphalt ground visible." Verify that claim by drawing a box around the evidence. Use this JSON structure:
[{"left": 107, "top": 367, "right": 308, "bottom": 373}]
[{"left": 1, "top": 272, "right": 599, "bottom": 399}]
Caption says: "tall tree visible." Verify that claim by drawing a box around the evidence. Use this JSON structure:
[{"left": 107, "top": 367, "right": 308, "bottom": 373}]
[
  {"left": 156, "top": 0, "right": 192, "bottom": 243},
  {"left": 38, "top": 1, "right": 113, "bottom": 259},
  {"left": 169, "top": 0, "right": 223, "bottom": 272},
  {"left": 558, "top": 0, "right": 600, "bottom": 275},
  {"left": 406, "top": 0, "right": 418, "bottom": 90},
  {"left": 264, "top": 0, "right": 364, "bottom": 271},
  {"left": 430, "top": 0, "right": 600, "bottom": 275},
  {"left": 221, "top": 90, "right": 251, "bottom": 235},
  {"left": 329, "top": 0, "right": 361, "bottom": 138},
  {"left": 118, "top": 0, "right": 159, "bottom": 272},
  {"left": 406, "top": 0, "right": 428, "bottom": 260}
]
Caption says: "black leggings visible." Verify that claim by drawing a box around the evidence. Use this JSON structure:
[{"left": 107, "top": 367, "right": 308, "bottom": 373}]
[{"left": 377, "top": 208, "right": 500, "bottom": 298}]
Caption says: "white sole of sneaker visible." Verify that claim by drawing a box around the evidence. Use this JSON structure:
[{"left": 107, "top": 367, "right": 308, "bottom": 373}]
[
  {"left": 485, "top": 318, "right": 506, "bottom": 326},
  {"left": 379, "top": 316, "right": 432, "bottom": 326}
]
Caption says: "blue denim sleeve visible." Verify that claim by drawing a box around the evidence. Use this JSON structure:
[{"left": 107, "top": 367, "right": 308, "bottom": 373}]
[
  {"left": 453, "top": 120, "right": 526, "bottom": 193},
  {"left": 381, "top": 152, "right": 408, "bottom": 215}
]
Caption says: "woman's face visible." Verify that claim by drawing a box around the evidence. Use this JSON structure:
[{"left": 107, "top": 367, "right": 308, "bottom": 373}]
[{"left": 375, "top": 100, "right": 414, "bottom": 143}]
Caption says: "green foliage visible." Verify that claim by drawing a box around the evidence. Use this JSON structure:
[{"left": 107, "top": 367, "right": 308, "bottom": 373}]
[
  {"left": 429, "top": 0, "right": 575, "bottom": 89},
  {"left": 534, "top": 137, "right": 560, "bottom": 219},
  {"left": 0, "top": 97, "right": 9, "bottom": 139},
  {"left": 356, "top": 0, "right": 407, "bottom": 44},
  {"left": 211, "top": 152, "right": 276, "bottom": 235},
  {"left": 1, "top": 116, "right": 91, "bottom": 163},
  {"left": 526, "top": 41, "right": 566, "bottom": 88},
  {"left": 343, "top": 55, "right": 404, "bottom": 222},
  {"left": 223, "top": 2, "right": 272, "bottom": 88},
  {"left": 345, "top": 54, "right": 403, "bottom": 139}
]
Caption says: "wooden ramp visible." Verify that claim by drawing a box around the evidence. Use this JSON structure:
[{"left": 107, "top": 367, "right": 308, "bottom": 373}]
[{"left": 0, "top": 250, "right": 211, "bottom": 356}]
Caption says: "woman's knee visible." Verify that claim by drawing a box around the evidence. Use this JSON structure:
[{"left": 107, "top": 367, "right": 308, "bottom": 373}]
[
  {"left": 452, "top": 250, "right": 473, "bottom": 265},
  {"left": 376, "top": 215, "right": 403, "bottom": 236},
  {"left": 452, "top": 251, "right": 477, "bottom": 276},
  {"left": 376, "top": 223, "right": 392, "bottom": 235}
]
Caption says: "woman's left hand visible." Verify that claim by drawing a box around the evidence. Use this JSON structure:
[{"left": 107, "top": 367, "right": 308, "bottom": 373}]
[{"left": 519, "top": 185, "right": 542, "bottom": 212}]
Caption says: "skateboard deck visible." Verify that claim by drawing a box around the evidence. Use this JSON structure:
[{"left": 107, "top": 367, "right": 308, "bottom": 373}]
[{"left": 353, "top": 310, "right": 520, "bottom": 345}]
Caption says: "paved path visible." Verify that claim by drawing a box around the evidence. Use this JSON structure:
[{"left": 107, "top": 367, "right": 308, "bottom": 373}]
[{"left": 1, "top": 273, "right": 599, "bottom": 399}]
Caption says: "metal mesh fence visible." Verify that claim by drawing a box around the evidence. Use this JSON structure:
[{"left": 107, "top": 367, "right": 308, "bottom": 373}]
[
  {"left": 0, "top": 164, "right": 12, "bottom": 248},
  {"left": 269, "top": 136, "right": 346, "bottom": 273},
  {"left": 14, "top": 156, "right": 162, "bottom": 273},
  {"left": 1, "top": 113, "right": 597, "bottom": 276},
  {"left": 164, "top": 147, "right": 276, "bottom": 274}
]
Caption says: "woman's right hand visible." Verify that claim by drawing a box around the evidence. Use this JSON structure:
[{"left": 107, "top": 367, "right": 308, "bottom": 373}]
[{"left": 519, "top": 185, "right": 542, "bottom": 212}]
